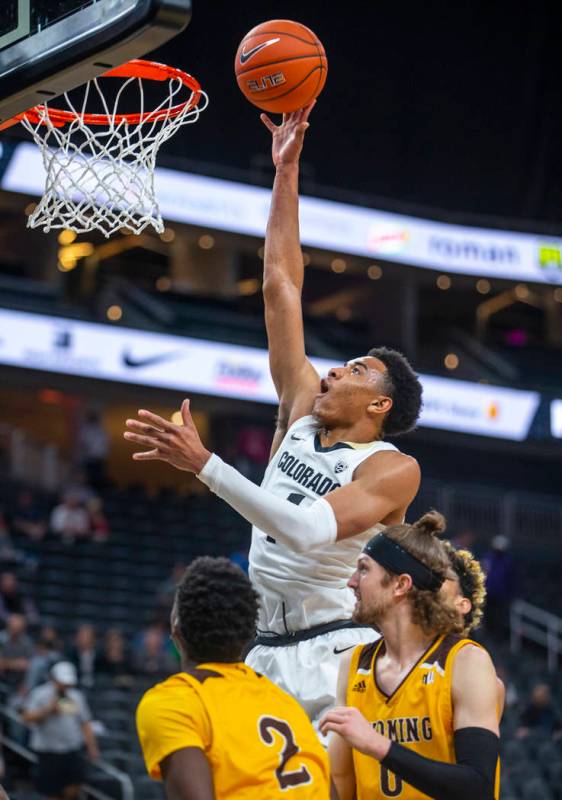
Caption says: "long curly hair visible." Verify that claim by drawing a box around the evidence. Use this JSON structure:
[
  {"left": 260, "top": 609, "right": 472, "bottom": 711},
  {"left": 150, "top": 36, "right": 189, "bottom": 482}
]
[
  {"left": 442, "top": 541, "right": 487, "bottom": 636},
  {"left": 176, "top": 556, "right": 258, "bottom": 663},
  {"left": 383, "top": 511, "right": 461, "bottom": 636}
]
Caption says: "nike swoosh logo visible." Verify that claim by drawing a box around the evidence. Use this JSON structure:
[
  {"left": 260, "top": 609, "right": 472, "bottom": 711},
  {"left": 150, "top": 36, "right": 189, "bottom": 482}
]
[
  {"left": 290, "top": 434, "right": 303, "bottom": 441},
  {"left": 333, "top": 645, "right": 355, "bottom": 655},
  {"left": 122, "top": 350, "right": 182, "bottom": 369},
  {"left": 240, "top": 37, "right": 280, "bottom": 65}
]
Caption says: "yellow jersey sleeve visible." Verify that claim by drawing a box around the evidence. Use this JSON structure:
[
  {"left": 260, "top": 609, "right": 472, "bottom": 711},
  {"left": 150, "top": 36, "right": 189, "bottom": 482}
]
[{"left": 136, "top": 677, "right": 212, "bottom": 780}]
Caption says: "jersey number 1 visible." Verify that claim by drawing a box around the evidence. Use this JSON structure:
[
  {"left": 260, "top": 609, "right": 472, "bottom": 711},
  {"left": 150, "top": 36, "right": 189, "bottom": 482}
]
[
  {"left": 266, "top": 494, "right": 305, "bottom": 545},
  {"left": 258, "top": 716, "right": 312, "bottom": 790}
]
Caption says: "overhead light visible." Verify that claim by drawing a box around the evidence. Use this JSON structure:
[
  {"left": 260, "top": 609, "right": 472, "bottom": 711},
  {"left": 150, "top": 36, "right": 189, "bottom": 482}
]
[
  {"left": 58, "top": 242, "right": 94, "bottom": 271},
  {"left": 514, "top": 283, "right": 529, "bottom": 300},
  {"left": 106, "top": 305, "right": 123, "bottom": 321},
  {"left": 554, "top": 287, "right": 562, "bottom": 303},
  {"left": 302, "top": 252, "right": 311, "bottom": 266},
  {"left": 171, "top": 411, "right": 183, "bottom": 425},
  {"left": 257, "top": 246, "right": 265, "bottom": 260},
  {"left": 331, "top": 258, "right": 346, "bottom": 273},
  {"left": 58, "top": 230, "right": 77, "bottom": 246},
  {"left": 155, "top": 276, "right": 172, "bottom": 292},
  {"left": 476, "top": 279, "right": 491, "bottom": 294},
  {"left": 437, "top": 275, "right": 451, "bottom": 290},
  {"left": 367, "top": 265, "right": 383, "bottom": 280},
  {"left": 444, "top": 353, "right": 459, "bottom": 370},
  {"left": 198, "top": 234, "right": 215, "bottom": 250},
  {"left": 160, "top": 228, "right": 176, "bottom": 243},
  {"left": 24, "top": 202, "right": 37, "bottom": 217},
  {"left": 238, "top": 278, "right": 261, "bottom": 296}
]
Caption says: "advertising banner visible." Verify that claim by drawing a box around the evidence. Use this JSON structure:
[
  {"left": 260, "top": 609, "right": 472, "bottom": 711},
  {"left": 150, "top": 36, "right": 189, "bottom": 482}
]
[
  {"left": 2, "top": 142, "right": 562, "bottom": 284},
  {"left": 0, "top": 308, "right": 540, "bottom": 441}
]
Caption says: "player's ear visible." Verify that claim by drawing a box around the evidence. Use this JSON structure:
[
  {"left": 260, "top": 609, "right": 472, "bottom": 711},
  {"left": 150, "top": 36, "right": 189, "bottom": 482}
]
[
  {"left": 395, "top": 573, "right": 413, "bottom": 597},
  {"left": 458, "top": 597, "right": 472, "bottom": 616},
  {"left": 367, "top": 394, "right": 392, "bottom": 419}
]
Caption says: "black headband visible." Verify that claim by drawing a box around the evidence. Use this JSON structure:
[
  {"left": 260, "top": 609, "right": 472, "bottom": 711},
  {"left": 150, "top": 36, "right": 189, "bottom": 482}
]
[{"left": 362, "top": 533, "right": 444, "bottom": 591}]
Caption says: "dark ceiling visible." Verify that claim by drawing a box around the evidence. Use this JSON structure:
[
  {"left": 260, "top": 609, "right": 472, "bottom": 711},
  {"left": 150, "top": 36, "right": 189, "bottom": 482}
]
[{"left": 142, "top": 0, "right": 562, "bottom": 228}]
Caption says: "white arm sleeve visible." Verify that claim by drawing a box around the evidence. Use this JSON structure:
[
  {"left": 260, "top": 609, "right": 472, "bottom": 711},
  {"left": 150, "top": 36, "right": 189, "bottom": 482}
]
[{"left": 197, "top": 454, "right": 337, "bottom": 553}]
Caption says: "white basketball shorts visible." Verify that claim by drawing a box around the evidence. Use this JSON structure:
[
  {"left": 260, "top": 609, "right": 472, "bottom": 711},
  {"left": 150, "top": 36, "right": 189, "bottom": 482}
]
[{"left": 245, "top": 626, "right": 378, "bottom": 744}]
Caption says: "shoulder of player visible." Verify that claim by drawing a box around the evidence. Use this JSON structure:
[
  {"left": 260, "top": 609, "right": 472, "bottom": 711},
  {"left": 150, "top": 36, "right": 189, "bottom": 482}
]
[
  {"left": 451, "top": 644, "right": 495, "bottom": 687},
  {"left": 138, "top": 673, "right": 198, "bottom": 712},
  {"left": 354, "top": 450, "right": 420, "bottom": 487},
  {"left": 338, "top": 646, "right": 356, "bottom": 679}
]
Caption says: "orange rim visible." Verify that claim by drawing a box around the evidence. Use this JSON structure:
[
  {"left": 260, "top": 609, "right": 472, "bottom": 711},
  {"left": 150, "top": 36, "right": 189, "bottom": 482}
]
[{"left": 10, "top": 60, "right": 203, "bottom": 128}]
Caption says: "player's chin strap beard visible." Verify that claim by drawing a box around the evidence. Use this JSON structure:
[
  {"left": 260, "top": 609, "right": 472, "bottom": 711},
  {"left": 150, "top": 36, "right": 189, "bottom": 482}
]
[{"left": 363, "top": 534, "right": 445, "bottom": 592}]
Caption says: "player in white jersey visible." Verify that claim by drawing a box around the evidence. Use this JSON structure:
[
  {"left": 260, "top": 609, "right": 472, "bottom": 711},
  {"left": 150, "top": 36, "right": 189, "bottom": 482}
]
[{"left": 123, "top": 102, "right": 423, "bottom": 734}]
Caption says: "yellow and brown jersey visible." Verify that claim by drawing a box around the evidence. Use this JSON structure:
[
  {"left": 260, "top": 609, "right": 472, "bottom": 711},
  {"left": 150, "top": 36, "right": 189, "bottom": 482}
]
[
  {"left": 346, "top": 634, "right": 500, "bottom": 800},
  {"left": 136, "top": 661, "right": 330, "bottom": 799}
]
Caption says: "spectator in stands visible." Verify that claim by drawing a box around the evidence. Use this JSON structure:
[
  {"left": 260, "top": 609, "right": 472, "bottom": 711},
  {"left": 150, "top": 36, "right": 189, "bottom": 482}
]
[
  {"left": 25, "top": 625, "right": 63, "bottom": 692},
  {"left": 22, "top": 661, "right": 99, "bottom": 800},
  {"left": 451, "top": 529, "right": 478, "bottom": 555},
  {"left": 229, "top": 549, "right": 249, "bottom": 574},
  {"left": 482, "top": 534, "right": 516, "bottom": 639},
  {"left": 0, "top": 512, "right": 23, "bottom": 570},
  {"left": 0, "top": 573, "right": 37, "bottom": 626},
  {"left": 78, "top": 410, "right": 109, "bottom": 489},
  {"left": 87, "top": 497, "right": 110, "bottom": 543},
  {"left": 65, "top": 470, "right": 98, "bottom": 506},
  {"left": 132, "top": 623, "right": 177, "bottom": 677},
  {"left": 234, "top": 424, "right": 271, "bottom": 482},
  {"left": 11, "top": 489, "right": 47, "bottom": 543},
  {"left": 496, "top": 664, "right": 519, "bottom": 711},
  {"left": 0, "top": 614, "right": 34, "bottom": 694},
  {"left": 98, "top": 629, "right": 133, "bottom": 685},
  {"left": 517, "top": 682, "right": 562, "bottom": 740},
  {"left": 67, "top": 624, "right": 102, "bottom": 689},
  {"left": 50, "top": 492, "right": 91, "bottom": 544},
  {"left": 156, "top": 562, "right": 187, "bottom": 611}
]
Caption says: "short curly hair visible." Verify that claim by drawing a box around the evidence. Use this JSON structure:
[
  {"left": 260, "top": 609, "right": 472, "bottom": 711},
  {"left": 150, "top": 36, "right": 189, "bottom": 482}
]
[
  {"left": 175, "top": 556, "right": 258, "bottom": 663},
  {"left": 442, "top": 541, "right": 486, "bottom": 636},
  {"left": 367, "top": 347, "right": 423, "bottom": 436}
]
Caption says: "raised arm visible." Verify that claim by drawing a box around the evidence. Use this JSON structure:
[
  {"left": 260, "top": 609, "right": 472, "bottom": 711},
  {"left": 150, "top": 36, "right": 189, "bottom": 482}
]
[
  {"left": 125, "top": 406, "right": 420, "bottom": 552},
  {"left": 260, "top": 104, "right": 321, "bottom": 433},
  {"left": 125, "top": 404, "right": 420, "bottom": 553}
]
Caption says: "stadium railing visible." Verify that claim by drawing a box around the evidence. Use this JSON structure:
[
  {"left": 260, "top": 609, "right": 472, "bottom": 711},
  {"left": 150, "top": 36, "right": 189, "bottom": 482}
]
[
  {"left": 510, "top": 599, "right": 562, "bottom": 673},
  {"left": 0, "top": 422, "right": 68, "bottom": 492},
  {"left": 0, "top": 701, "right": 134, "bottom": 800}
]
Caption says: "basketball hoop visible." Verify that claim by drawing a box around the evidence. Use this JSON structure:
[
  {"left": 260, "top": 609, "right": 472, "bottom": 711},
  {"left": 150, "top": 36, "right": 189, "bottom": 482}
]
[{"left": 14, "top": 60, "right": 209, "bottom": 238}]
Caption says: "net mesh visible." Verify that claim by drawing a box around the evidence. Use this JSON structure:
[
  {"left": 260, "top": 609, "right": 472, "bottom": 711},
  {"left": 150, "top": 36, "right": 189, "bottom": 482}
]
[{"left": 21, "top": 67, "right": 208, "bottom": 238}]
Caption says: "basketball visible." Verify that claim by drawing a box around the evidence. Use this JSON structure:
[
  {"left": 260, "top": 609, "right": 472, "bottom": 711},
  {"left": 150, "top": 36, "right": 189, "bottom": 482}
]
[{"left": 235, "top": 20, "right": 327, "bottom": 114}]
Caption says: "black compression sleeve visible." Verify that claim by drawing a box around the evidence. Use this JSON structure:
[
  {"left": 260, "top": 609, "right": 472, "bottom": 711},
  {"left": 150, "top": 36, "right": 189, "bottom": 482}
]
[{"left": 380, "top": 727, "right": 499, "bottom": 800}]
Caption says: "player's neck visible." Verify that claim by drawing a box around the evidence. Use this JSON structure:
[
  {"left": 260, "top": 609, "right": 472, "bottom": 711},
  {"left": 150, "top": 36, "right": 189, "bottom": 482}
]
[
  {"left": 320, "top": 420, "right": 383, "bottom": 447},
  {"left": 379, "top": 615, "right": 437, "bottom": 669}
]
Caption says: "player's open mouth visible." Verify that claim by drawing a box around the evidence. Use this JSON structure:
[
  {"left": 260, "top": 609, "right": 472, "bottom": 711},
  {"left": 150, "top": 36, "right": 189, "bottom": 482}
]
[{"left": 320, "top": 378, "right": 330, "bottom": 394}]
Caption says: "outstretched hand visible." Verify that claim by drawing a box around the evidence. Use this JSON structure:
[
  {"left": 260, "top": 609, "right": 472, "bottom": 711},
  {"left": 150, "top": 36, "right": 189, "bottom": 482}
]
[
  {"left": 319, "top": 706, "right": 390, "bottom": 759},
  {"left": 124, "top": 399, "right": 211, "bottom": 474},
  {"left": 261, "top": 101, "right": 316, "bottom": 168}
]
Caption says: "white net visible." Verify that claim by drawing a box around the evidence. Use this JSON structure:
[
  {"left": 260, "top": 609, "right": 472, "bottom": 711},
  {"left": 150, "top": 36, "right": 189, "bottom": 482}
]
[{"left": 21, "top": 66, "right": 209, "bottom": 238}]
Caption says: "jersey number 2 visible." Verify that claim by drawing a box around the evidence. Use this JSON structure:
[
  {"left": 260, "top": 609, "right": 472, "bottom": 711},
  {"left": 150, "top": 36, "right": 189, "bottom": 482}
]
[
  {"left": 258, "top": 716, "right": 312, "bottom": 790},
  {"left": 381, "top": 765, "right": 403, "bottom": 797}
]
